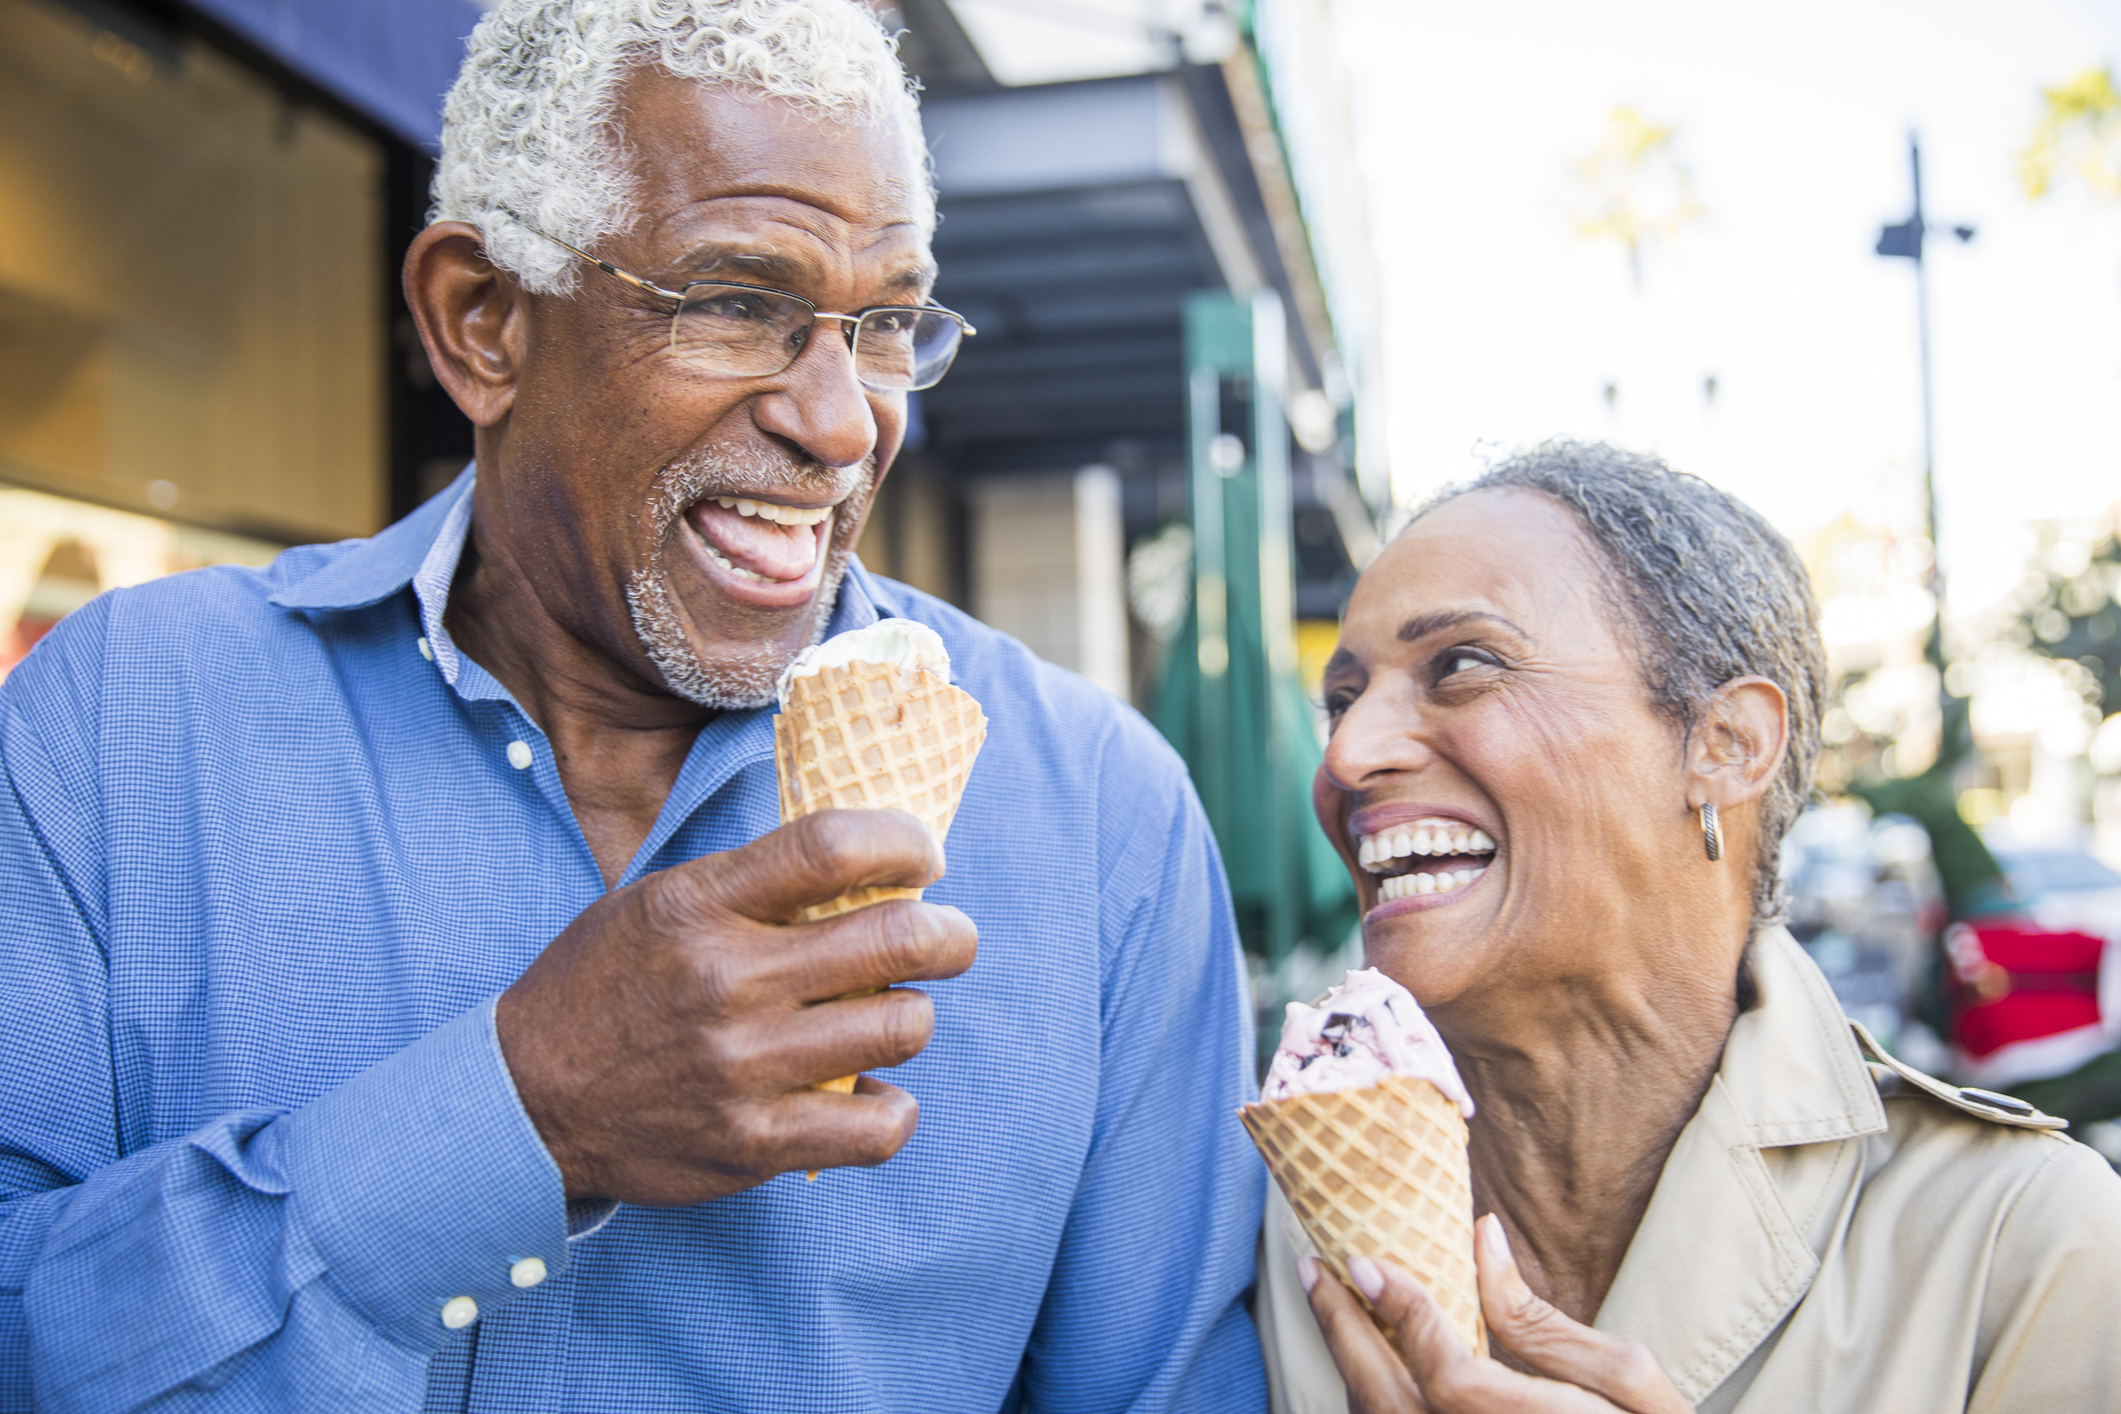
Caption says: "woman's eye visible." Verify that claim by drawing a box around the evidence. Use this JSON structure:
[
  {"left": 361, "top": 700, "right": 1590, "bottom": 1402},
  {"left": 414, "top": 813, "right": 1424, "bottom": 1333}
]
[{"left": 1436, "top": 648, "right": 1496, "bottom": 681}]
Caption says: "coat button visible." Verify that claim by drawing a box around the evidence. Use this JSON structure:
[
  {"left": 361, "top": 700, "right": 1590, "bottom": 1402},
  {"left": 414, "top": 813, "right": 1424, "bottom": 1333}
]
[
  {"left": 441, "top": 1295, "right": 479, "bottom": 1329},
  {"left": 510, "top": 1256, "right": 548, "bottom": 1288}
]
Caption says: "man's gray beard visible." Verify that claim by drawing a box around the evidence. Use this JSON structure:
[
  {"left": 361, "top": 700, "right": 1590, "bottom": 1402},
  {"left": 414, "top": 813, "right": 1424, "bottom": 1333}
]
[{"left": 625, "top": 446, "right": 873, "bottom": 710}]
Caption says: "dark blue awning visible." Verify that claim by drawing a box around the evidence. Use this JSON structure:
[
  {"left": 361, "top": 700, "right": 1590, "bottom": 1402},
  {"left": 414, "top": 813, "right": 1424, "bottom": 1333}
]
[{"left": 185, "top": 0, "right": 483, "bottom": 147}]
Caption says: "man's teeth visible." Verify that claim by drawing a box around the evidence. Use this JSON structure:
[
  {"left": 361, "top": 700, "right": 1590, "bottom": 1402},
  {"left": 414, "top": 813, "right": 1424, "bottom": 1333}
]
[
  {"left": 1355, "top": 818, "right": 1496, "bottom": 871},
  {"left": 700, "top": 542, "right": 775, "bottom": 583},
  {"left": 1377, "top": 868, "right": 1486, "bottom": 901},
  {"left": 710, "top": 495, "right": 831, "bottom": 526}
]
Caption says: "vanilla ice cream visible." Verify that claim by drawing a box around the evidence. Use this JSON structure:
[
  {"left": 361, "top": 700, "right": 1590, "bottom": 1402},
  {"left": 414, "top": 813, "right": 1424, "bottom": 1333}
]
[{"left": 776, "top": 618, "right": 950, "bottom": 709}]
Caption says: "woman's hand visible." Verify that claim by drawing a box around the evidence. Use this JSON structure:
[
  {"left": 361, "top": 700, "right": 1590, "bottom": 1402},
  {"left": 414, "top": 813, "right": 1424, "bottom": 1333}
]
[{"left": 1302, "top": 1215, "right": 1693, "bottom": 1413}]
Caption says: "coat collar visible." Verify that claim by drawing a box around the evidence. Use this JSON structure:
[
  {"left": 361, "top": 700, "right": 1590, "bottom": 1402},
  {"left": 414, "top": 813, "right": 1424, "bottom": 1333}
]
[{"left": 1593, "top": 927, "right": 1887, "bottom": 1404}]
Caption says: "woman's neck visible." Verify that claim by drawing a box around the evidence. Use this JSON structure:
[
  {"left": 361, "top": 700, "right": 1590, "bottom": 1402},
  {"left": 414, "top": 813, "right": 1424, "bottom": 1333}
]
[{"left": 1444, "top": 960, "right": 1740, "bottom": 1326}]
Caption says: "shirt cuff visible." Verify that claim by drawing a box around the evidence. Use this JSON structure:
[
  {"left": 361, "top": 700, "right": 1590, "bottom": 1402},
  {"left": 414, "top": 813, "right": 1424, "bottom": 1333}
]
[{"left": 271, "top": 1001, "right": 570, "bottom": 1351}]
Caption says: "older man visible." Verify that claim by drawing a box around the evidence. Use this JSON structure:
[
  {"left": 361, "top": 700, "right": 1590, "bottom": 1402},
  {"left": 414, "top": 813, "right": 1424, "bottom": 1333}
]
[{"left": 0, "top": 3, "right": 1263, "bottom": 1409}]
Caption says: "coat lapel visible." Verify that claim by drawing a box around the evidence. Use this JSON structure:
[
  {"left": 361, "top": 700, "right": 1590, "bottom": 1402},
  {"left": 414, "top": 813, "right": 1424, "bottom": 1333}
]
[{"left": 1593, "top": 930, "right": 1887, "bottom": 1405}]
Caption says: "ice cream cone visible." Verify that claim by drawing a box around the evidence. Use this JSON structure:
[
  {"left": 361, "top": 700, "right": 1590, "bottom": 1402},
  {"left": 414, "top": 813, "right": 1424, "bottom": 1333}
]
[
  {"left": 1241, "top": 1073, "right": 1486, "bottom": 1355},
  {"left": 775, "top": 657, "right": 986, "bottom": 1104}
]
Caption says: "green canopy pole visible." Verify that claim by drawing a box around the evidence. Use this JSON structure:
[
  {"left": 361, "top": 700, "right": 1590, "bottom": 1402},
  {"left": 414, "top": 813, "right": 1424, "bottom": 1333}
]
[
  {"left": 1188, "top": 363, "right": 1231, "bottom": 835},
  {"left": 1249, "top": 293, "right": 1302, "bottom": 958}
]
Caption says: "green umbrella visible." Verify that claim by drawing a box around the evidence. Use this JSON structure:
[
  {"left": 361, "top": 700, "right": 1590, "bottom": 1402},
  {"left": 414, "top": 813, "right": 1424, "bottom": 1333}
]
[{"left": 1148, "top": 291, "right": 1357, "bottom": 964}]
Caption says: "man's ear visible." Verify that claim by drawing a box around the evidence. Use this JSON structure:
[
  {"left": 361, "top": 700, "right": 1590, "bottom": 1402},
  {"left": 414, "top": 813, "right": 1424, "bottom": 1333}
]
[
  {"left": 403, "top": 222, "right": 526, "bottom": 428},
  {"left": 1685, "top": 676, "right": 1789, "bottom": 811}
]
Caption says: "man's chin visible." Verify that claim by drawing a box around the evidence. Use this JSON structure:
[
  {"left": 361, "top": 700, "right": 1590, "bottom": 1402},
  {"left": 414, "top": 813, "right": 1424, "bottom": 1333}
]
[{"left": 626, "top": 547, "right": 852, "bottom": 711}]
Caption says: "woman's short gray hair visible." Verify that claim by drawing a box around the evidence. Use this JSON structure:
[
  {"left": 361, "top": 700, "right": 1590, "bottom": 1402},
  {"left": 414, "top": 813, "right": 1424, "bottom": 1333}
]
[
  {"left": 432, "top": 0, "right": 929, "bottom": 297},
  {"left": 1416, "top": 441, "right": 1826, "bottom": 926}
]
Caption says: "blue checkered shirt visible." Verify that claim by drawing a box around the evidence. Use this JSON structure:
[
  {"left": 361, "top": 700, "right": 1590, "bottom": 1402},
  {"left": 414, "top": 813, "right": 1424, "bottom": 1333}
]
[{"left": 0, "top": 472, "right": 1265, "bottom": 1411}]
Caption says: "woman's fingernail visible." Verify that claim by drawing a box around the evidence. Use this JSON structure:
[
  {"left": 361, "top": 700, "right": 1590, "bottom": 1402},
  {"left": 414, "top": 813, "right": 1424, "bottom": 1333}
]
[
  {"left": 1483, "top": 1216, "right": 1513, "bottom": 1263},
  {"left": 1348, "top": 1254, "right": 1385, "bottom": 1301},
  {"left": 1297, "top": 1256, "right": 1320, "bottom": 1294}
]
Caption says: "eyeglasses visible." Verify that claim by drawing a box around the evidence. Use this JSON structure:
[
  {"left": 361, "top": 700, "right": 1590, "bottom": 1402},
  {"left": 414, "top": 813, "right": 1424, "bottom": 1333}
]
[{"left": 510, "top": 219, "right": 975, "bottom": 393}]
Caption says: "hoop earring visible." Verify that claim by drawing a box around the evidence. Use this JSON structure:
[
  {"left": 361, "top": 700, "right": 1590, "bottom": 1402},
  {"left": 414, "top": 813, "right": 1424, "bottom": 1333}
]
[{"left": 1701, "top": 802, "right": 1724, "bottom": 862}]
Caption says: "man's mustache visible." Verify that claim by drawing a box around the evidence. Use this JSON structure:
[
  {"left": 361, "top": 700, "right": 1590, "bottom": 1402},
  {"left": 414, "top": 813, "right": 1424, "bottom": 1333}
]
[{"left": 646, "top": 447, "right": 873, "bottom": 530}]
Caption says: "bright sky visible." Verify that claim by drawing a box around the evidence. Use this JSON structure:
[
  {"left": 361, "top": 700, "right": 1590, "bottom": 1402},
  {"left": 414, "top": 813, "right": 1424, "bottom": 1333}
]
[{"left": 1338, "top": 0, "right": 2121, "bottom": 618}]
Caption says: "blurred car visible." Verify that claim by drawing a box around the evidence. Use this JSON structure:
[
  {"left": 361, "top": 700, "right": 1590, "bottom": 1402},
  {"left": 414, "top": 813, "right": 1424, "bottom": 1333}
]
[
  {"left": 1988, "top": 843, "right": 2121, "bottom": 940},
  {"left": 1780, "top": 805, "right": 1945, "bottom": 1054},
  {"left": 1947, "top": 838, "right": 2121, "bottom": 1091}
]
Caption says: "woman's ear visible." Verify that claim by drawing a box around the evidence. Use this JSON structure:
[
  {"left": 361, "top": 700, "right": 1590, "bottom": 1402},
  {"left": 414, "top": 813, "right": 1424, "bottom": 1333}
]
[
  {"left": 402, "top": 221, "right": 527, "bottom": 428},
  {"left": 1685, "top": 676, "right": 1789, "bottom": 811}
]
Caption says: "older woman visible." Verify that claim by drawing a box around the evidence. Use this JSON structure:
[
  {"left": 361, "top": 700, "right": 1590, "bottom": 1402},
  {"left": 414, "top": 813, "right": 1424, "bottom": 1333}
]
[{"left": 1257, "top": 442, "right": 2121, "bottom": 1413}]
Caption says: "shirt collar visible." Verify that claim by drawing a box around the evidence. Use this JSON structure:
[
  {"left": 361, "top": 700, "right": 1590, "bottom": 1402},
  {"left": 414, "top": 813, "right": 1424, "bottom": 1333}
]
[
  {"left": 270, "top": 464, "right": 476, "bottom": 615},
  {"left": 269, "top": 463, "right": 888, "bottom": 689},
  {"left": 1594, "top": 928, "right": 1888, "bottom": 1403}
]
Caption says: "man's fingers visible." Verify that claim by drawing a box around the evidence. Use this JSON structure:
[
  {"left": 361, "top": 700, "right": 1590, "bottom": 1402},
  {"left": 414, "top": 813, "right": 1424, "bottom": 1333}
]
[
  {"left": 778, "top": 898, "right": 978, "bottom": 1003},
  {"left": 715, "top": 984, "right": 942, "bottom": 1088},
  {"left": 1473, "top": 1217, "right": 1689, "bottom": 1412},
  {"left": 703, "top": 809, "right": 944, "bottom": 923},
  {"left": 1304, "top": 1258, "right": 1428, "bottom": 1412},
  {"left": 761, "top": 1075, "right": 923, "bottom": 1172}
]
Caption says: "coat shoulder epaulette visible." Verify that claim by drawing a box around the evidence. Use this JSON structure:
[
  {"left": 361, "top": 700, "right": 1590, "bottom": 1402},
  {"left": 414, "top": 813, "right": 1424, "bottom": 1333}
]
[{"left": 1850, "top": 1021, "right": 2068, "bottom": 1132}]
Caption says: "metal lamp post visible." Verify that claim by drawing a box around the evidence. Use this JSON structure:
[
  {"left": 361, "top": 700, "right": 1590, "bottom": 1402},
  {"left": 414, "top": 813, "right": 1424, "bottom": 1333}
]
[{"left": 1875, "top": 132, "right": 1976, "bottom": 681}]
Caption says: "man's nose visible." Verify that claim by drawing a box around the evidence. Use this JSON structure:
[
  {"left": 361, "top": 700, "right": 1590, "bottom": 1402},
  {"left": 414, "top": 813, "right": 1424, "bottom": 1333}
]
[{"left": 751, "top": 321, "right": 878, "bottom": 470}]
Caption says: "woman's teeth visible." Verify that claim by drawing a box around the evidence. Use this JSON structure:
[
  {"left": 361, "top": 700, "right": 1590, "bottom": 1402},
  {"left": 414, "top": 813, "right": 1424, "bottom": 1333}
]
[
  {"left": 1355, "top": 818, "right": 1496, "bottom": 870},
  {"left": 1356, "top": 817, "right": 1495, "bottom": 903},
  {"left": 709, "top": 495, "right": 831, "bottom": 526},
  {"left": 1378, "top": 868, "right": 1485, "bottom": 901}
]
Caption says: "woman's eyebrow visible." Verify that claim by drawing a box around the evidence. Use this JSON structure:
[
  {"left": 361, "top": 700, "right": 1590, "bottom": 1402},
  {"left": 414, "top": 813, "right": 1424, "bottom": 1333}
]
[{"left": 1396, "top": 609, "right": 1529, "bottom": 644}]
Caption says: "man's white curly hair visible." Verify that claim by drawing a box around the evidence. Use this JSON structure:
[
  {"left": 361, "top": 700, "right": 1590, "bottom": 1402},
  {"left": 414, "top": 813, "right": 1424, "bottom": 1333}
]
[{"left": 433, "top": 0, "right": 929, "bottom": 296}]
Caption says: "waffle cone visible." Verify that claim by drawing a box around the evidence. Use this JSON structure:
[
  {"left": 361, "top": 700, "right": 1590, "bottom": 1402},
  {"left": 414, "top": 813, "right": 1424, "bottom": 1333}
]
[
  {"left": 775, "top": 658, "right": 986, "bottom": 1103},
  {"left": 1241, "top": 1074, "right": 1486, "bottom": 1355},
  {"left": 774, "top": 659, "right": 986, "bottom": 921}
]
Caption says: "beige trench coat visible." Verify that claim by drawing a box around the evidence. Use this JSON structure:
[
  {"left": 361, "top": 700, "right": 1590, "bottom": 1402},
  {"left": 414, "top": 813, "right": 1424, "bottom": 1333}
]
[{"left": 1256, "top": 927, "right": 2121, "bottom": 1412}]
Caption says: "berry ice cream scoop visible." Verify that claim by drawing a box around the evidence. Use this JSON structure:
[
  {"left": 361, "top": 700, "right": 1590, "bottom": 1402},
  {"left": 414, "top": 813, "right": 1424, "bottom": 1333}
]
[{"left": 1260, "top": 967, "right": 1473, "bottom": 1116}]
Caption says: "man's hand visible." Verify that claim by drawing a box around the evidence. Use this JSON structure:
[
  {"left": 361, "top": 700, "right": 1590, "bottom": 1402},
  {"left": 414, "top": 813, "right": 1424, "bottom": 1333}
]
[
  {"left": 1303, "top": 1215, "right": 1693, "bottom": 1413},
  {"left": 495, "top": 808, "right": 977, "bottom": 1205}
]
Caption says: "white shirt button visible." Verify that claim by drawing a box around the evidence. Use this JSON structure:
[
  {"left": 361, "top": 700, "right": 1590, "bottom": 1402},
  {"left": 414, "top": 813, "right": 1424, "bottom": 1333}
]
[
  {"left": 510, "top": 1256, "right": 548, "bottom": 1288},
  {"left": 506, "top": 741, "right": 533, "bottom": 771},
  {"left": 440, "top": 1295, "right": 479, "bottom": 1329},
  {"left": 416, "top": 636, "right": 434, "bottom": 661}
]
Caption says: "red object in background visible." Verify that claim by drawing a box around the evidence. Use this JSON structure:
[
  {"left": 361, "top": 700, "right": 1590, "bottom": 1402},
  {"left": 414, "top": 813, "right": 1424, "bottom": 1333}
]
[
  {"left": 1947, "top": 922, "right": 2104, "bottom": 1060},
  {"left": 1, "top": 615, "right": 61, "bottom": 681}
]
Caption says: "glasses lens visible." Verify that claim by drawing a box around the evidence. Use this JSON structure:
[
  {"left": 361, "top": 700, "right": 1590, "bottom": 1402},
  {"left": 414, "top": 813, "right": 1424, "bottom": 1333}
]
[
  {"left": 670, "top": 284, "right": 814, "bottom": 377},
  {"left": 853, "top": 308, "right": 963, "bottom": 392}
]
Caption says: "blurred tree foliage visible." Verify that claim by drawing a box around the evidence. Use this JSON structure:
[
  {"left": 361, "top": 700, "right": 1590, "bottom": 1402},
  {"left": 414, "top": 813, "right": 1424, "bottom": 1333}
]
[
  {"left": 1569, "top": 107, "right": 1704, "bottom": 290},
  {"left": 2012, "top": 533, "right": 2121, "bottom": 719},
  {"left": 2021, "top": 66, "right": 2121, "bottom": 201}
]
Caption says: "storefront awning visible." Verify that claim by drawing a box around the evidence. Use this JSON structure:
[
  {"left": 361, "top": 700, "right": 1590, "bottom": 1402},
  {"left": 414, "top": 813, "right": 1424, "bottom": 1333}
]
[{"left": 185, "top": 0, "right": 482, "bottom": 147}]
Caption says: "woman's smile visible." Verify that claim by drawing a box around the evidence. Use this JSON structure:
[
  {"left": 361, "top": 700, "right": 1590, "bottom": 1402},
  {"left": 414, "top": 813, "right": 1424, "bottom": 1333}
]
[{"left": 1350, "top": 812, "right": 1500, "bottom": 912}]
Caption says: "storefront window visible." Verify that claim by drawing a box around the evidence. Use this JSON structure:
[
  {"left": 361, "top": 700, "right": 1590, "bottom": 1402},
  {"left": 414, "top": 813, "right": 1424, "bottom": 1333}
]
[
  {"left": 1, "top": 483, "right": 278, "bottom": 680},
  {"left": 0, "top": 0, "right": 386, "bottom": 546}
]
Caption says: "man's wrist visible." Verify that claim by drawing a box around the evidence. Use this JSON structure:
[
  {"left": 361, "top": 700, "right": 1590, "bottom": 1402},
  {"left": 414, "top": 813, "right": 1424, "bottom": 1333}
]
[{"left": 269, "top": 1001, "right": 573, "bottom": 1351}]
